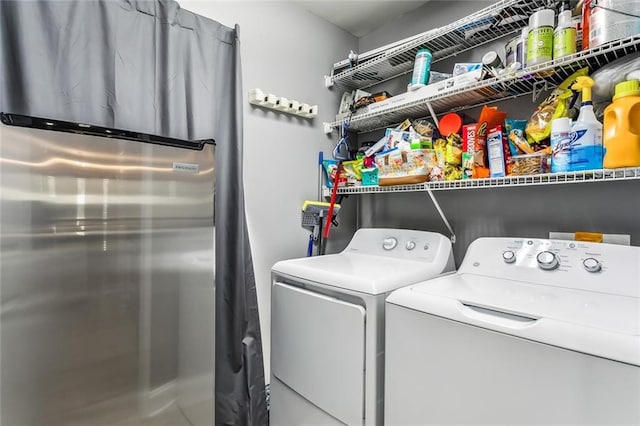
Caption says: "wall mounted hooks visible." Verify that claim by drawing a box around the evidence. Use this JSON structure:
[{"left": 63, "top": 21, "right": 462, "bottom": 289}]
[{"left": 249, "top": 89, "right": 318, "bottom": 119}]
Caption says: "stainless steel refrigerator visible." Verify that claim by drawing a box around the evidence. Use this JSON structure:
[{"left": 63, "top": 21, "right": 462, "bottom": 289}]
[{"left": 0, "top": 114, "right": 215, "bottom": 426}]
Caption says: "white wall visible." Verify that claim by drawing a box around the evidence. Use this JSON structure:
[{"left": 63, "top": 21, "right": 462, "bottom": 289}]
[
  {"left": 179, "top": 0, "right": 358, "bottom": 381},
  {"left": 359, "top": 0, "right": 495, "bottom": 53}
]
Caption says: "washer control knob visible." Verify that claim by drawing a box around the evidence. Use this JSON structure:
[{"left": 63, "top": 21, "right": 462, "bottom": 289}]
[
  {"left": 502, "top": 250, "right": 516, "bottom": 264},
  {"left": 537, "top": 251, "right": 559, "bottom": 270},
  {"left": 406, "top": 241, "right": 416, "bottom": 251},
  {"left": 382, "top": 237, "right": 398, "bottom": 251},
  {"left": 583, "top": 258, "right": 602, "bottom": 273}
]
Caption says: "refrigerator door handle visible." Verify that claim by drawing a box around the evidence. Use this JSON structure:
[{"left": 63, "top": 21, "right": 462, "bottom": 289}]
[{"left": 0, "top": 112, "right": 214, "bottom": 151}]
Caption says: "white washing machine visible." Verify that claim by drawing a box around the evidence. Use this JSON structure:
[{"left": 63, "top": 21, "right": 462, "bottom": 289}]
[
  {"left": 385, "top": 237, "right": 640, "bottom": 425},
  {"left": 270, "top": 228, "right": 455, "bottom": 426}
]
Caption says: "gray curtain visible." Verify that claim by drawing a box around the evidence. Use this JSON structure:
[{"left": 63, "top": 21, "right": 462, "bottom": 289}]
[
  {"left": 212, "top": 25, "right": 268, "bottom": 426},
  {"left": 0, "top": 1, "right": 268, "bottom": 425}
]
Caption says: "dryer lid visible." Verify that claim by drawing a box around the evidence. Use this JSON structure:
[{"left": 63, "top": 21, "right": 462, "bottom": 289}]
[
  {"left": 387, "top": 273, "right": 640, "bottom": 366},
  {"left": 272, "top": 252, "right": 451, "bottom": 295}
]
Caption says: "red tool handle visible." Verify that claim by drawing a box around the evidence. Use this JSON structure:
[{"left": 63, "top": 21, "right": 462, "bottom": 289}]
[{"left": 323, "top": 162, "right": 342, "bottom": 240}]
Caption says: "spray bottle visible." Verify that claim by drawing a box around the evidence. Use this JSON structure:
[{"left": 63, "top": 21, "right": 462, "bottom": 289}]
[{"left": 569, "top": 76, "right": 603, "bottom": 171}]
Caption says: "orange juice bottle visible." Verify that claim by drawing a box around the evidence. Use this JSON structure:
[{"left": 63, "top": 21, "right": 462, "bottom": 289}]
[{"left": 603, "top": 79, "right": 640, "bottom": 168}]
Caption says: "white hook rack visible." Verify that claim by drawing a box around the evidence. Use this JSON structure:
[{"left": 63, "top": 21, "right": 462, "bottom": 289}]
[{"left": 249, "top": 88, "right": 318, "bottom": 119}]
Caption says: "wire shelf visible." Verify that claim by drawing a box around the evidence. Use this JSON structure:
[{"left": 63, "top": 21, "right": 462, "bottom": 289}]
[
  {"left": 330, "top": 0, "right": 549, "bottom": 90},
  {"left": 330, "top": 182, "right": 430, "bottom": 195},
  {"left": 323, "top": 168, "right": 640, "bottom": 196},
  {"left": 330, "top": 35, "right": 640, "bottom": 133}
]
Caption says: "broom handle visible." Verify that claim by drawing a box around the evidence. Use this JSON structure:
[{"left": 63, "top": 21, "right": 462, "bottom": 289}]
[{"left": 323, "top": 162, "right": 342, "bottom": 240}]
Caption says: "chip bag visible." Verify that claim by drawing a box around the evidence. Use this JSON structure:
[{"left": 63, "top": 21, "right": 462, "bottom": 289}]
[
  {"left": 445, "top": 133, "right": 463, "bottom": 166},
  {"left": 526, "top": 68, "right": 588, "bottom": 143},
  {"left": 505, "top": 119, "right": 529, "bottom": 155},
  {"left": 323, "top": 159, "right": 347, "bottom": 188},
  {"left": 342, "top": 159, "right": 363, "bottom": 183}
]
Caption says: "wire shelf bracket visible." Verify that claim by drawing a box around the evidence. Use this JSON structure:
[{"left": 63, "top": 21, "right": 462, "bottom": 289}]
[
  {"left": 426, "top": 186, "right": 456, "bottom": 244},
  {"left": 426, "top": 101, "right": 439, "bottom": 128},
  {"left": 532, "top": 79, "right": 550, "bottom": 102}
]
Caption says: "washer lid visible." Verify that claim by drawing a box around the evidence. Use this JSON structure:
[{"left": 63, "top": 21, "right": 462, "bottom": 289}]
[
  {"left": 272, "top": 252, "right": 450, "bottom": 295},
  {"left": 387, "top": 273, "right": 640, "bottom": 365}
]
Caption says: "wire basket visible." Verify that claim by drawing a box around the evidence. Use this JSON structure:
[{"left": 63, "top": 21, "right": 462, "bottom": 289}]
[
  {"left": 301, "top": 210, "right": 320, "bottom": 230},
  {"left": 300, "top": 202, "right": 340, "bottom": 231}
]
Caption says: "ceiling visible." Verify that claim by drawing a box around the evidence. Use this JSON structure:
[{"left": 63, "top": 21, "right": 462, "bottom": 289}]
[{"left": 296, "top": 1, "right": 431, "bottom": 37}]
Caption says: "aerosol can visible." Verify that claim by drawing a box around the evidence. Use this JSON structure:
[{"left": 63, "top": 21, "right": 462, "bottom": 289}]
[{"left": 569, "top": 76, "right": 603, "bottom": 171}]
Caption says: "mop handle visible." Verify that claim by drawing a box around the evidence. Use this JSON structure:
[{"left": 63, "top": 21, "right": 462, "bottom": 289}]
[{"left": 323, "top": 162, "right": 342, "bottom": 240}]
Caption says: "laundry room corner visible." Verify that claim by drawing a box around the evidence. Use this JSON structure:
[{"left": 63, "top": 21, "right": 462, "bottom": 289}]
[
  {"left": 352, "top": 0, "right": 640, "bottom": 265},
  {"left": 178, "top": 0, "right": 359, "bottom": 382}
]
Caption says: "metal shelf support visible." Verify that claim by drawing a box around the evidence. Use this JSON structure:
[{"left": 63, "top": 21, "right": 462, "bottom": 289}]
[
  {"left": 426, "top": 101, "right": 439, "bottom": 128},
  {"left": 426, "top": 186, "right": 456, "bottom": 244}
]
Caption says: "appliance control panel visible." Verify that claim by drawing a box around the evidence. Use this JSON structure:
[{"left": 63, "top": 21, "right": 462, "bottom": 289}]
[
  {"left": 459, "top": 237, "right": 640, "bottom": 298},
  {"left": 344, "top": 228, "right": 452, "bottom": 263}
]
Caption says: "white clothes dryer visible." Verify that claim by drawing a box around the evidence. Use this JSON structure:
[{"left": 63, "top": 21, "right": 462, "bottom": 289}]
[
  {"left": 270, "top": 228, "right": 455, "bottom": 426},
  {"left": 385, "top": 237, "right": 640, "bottom": 425}
]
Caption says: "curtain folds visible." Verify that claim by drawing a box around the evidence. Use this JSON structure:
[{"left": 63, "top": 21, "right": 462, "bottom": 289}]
[
  {"left": 0, "top": 1, "right": 267, "bottom": 424},
  {"left": 213, "top": 24, "right": 268, "bottom": 426}
]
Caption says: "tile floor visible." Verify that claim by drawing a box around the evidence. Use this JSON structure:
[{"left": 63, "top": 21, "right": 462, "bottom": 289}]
[{"left": 111, "top": 404, "right": 193, "bottom": 426}]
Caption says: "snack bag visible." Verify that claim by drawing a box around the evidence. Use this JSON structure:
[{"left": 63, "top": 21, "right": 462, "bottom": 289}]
[
  {"left": 473, "top": 106, "right": 507, "bottom": 178},
  {"left": 342, "top": 159, "right": 364, "bottom": 184},
  {"left": 411, "top": 119, "right": 435, "bottom": 149},
  {"left": 462, "top": 153, "right": 473, "bottom": 179},
  {"left": 374, "top": 148, "right": 433, "bottom": 186},
  {"left": 412, "top": 119, "right": 435, "bottom": 138},
  {"left": 433, "top": 138, "right": 447, "bottom": 168},
  {"left": 505, "top": 119, "right": 528, "bottom": 155},
  {"left": 462, "top": 124, "right": 476, "bottom": 179},
  {"left": 445, "top": 133, "right": 463, "bottom": 166},
  {"left": 526, "top": 68, "right": 588, "bottom": 143},
  {"left": 444, "top": 133, "right": 463, "bottom": 181},
  {"left": 384, "top": 129, "right": 412, "bottom": 151},
  {"left": 444, "top": 164, "right": 463, "bottom": 181},
  {"left": 322, "top": 159, "right": 348, "bottom": 188},
  {"left": 422, "top": 150, "right": 441, "bottom": 181}
]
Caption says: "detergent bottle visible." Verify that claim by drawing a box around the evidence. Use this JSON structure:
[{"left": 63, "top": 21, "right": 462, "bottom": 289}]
[
  {"left": 569, "top": 76, "right": 603, "bottom": 171},
  {"left": 603, "top": 71, "right": 640, "bottom": 168}
]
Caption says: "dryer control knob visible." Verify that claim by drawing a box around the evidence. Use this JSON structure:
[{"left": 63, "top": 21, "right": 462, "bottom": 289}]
[
  {"left": 382, "top": 237, "right": 398, "bottom": 251},
  {"left": 406, "top": 241, "right": 416, "bottom": 251},
  {"left": 502, "top": 250, "right": 516, "bottom": 263},
  {"left": 583, "top": 257, "right": 602, "bottom": 273},
  {"left": 537, "top": 251, "right": 559, "bottom": 270}
]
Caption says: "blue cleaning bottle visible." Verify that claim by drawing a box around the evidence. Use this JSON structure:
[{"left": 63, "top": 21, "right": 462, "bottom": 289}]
[{"left": 569, "top": 76, "right": 603, "bottom": 171}]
